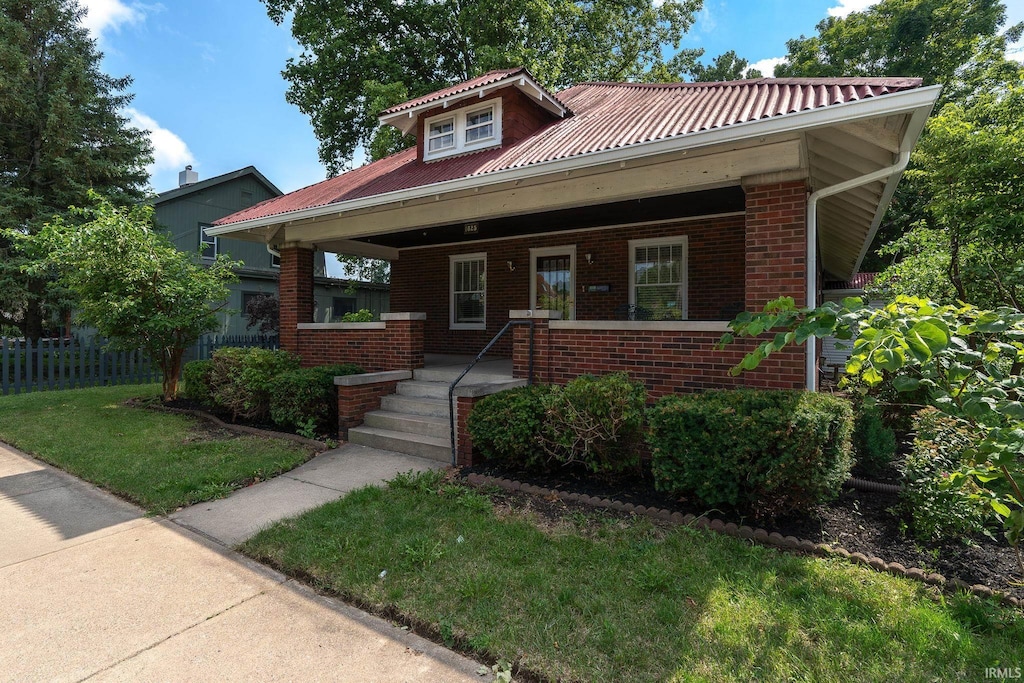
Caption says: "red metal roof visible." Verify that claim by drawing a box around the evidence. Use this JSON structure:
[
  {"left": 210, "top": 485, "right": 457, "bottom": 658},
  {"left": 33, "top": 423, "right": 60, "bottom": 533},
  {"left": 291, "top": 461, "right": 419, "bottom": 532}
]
[
  {"left": 380, "top": 68, "right": 531, "bottom": 115},
  {"left": 823, "top": 272, "right": 878, "bottom": 290},
  {"left": 216, "top": 76, "right": 922, "bottom": 227}
]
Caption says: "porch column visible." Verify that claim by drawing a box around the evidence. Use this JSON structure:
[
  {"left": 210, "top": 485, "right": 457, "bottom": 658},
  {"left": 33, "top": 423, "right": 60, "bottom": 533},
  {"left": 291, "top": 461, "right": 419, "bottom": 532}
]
[
  {"left": 743, "top": 181, "right": 808, "bottom": 389},
  {"left": 379, "top": 313, "right": 426, "bottom": 370},
  {"left": 510, "top": 310, "right": 560, "bottom": 384},
  {"left": 278, "top": 244, "right": 315, "bottom": 354}
]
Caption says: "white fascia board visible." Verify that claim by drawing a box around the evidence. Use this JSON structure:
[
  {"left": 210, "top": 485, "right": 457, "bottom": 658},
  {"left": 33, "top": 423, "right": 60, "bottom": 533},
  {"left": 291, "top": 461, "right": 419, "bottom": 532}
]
[{"left": 206, "top": 85, "right": 941, "bottom": 239}]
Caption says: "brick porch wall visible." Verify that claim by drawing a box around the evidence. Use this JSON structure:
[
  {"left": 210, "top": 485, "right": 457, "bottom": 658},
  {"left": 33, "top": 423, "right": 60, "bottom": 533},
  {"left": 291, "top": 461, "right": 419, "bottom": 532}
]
[{"left": 295, "top": 314, "right": 425, "bottom": 371}]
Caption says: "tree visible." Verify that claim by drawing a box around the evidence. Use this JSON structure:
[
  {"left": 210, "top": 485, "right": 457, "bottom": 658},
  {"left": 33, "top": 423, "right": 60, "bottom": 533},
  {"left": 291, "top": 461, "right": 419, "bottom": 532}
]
[
  {"left": 245, "top": 294, "right": 279, "bottom": 335},
  {"left": 0, "top": 0, "right": 152, "bottom": 341},
  {"left": 688, "top": 50, "right": 762, "bottom": 82},
  {"left": 262, "top": 0, "right": 703, "bottom": 175},
  {"left": 874, "top": 77, "right": 1024, "bottom": 309},
  {"left": 721, "top": 295, "right": 1024, "bottom": 572},
  {"left": 773, "top": 0, "right": 1022, "bottom": 272},
  {"left": 31, "top": 194, "right": 239, "bottom": 400}
]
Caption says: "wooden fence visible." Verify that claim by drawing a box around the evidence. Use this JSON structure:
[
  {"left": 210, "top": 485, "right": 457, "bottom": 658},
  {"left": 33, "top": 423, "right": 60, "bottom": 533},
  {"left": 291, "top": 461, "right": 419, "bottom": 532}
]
[{"left": 1, "top": 334, "right": 278, "bottom": 396}]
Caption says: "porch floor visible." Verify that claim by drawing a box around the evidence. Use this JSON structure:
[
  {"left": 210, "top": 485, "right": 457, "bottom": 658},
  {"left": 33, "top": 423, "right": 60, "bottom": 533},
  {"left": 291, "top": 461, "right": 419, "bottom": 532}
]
[{"left": 421, "top": 353, "right": 513, "bottom": 383}]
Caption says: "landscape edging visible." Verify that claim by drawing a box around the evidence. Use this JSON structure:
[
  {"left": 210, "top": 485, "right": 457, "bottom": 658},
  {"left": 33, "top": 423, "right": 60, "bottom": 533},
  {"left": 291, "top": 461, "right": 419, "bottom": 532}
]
[
  {"left": 463, "top": 473, "right": 1022, "bottom": 611},
  {"left": 139, "top": 402, "right": 329, "bottom": 450}
]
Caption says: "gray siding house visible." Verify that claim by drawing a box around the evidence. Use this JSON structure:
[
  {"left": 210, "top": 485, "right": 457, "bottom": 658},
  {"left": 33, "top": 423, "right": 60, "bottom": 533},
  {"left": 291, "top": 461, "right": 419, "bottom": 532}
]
[{"left": 152, "top": 166, "right": 388, "bottom": 335}]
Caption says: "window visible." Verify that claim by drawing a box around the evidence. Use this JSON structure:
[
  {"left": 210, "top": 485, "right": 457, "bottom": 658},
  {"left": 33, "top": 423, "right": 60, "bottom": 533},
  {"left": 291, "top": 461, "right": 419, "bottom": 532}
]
[
  {"left": 530, "top": 246, "right": 575, "bottom": 320},
  {"left": 450, "top": 253, "right": 486, "bottom": 329},
  {"left": 423, "top": 100, "right": 502, "bottom": 161},
  {"left": 199, "top": 223, "right": 218, "bottom": 259},
  {"left": 271, "top": 252, "right": 280, "bottom": 268},
  {"left": 629, "top": 237, "right": 687, "bottom": 321},
  {"left": 331, "top": 297, "right": 357, "bottom": 320}
]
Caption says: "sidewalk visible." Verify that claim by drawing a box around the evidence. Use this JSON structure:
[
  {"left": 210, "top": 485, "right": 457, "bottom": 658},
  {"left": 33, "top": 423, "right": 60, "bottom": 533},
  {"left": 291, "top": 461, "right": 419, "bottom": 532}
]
[{"left": 0, "top": 442, "right": 482, "bottom": 682}]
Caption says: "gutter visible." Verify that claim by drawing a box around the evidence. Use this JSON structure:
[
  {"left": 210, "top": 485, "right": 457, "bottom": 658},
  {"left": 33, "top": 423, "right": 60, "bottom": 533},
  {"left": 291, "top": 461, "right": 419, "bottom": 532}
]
[
  {"left": 805, "top": 149, "right": 911, "bottom": 391},
  {"left": 206, "top": 86, "right": 941, "bottom": 238}
]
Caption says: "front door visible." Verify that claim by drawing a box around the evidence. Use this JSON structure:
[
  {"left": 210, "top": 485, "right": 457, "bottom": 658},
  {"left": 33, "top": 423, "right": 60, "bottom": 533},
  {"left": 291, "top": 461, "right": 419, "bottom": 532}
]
[{"left": 530, "top": 246, "right": 575, "bottom": 320}]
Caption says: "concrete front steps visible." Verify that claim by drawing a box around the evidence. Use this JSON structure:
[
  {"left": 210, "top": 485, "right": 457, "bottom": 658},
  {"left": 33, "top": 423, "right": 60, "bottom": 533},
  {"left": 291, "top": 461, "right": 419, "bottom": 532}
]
[{"left": 347, "top": 367, "right": 520, "bottom": 463}]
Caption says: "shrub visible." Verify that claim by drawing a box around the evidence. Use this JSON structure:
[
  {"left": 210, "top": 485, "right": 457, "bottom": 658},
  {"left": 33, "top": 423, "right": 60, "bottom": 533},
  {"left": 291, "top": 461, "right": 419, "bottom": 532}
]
[
  {"left": 541, "top": 373, "right": 647, "bottom": 474},
  {"left": 208, "top": 347, "right": 301, "bottom": 421},
  {"left": 851, "top": 403, "right": 897, "bottom": 478},
  {"left": 900, "top": 407, "right": 993, "bottom": 541},
  {"left": 340, "top": 309, "right": 373, "bottom": 322},
  {"left": 269, "top": 363, "right": 363, "bottom": 435},
  {"left": 647, "top": 389, "right": 854, "bottom": 518},
  {"left": 467, "top": 384, "right": 554, "bottom": 469},
  {"left": 182, "top": 359, "right": 214, "bottom": 405}
]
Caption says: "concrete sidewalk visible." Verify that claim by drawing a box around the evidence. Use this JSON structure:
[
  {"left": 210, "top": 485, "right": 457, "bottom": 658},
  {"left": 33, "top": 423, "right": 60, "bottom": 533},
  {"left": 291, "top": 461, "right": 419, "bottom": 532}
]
[{"left": 0, "top": 442, "right": 482, "bottom": 682}]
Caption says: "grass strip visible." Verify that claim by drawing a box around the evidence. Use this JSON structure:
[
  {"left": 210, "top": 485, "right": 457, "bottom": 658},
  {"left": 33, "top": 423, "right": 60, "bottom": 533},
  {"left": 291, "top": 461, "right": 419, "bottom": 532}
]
[
  {"left": 242, "top": 470, "right": 1024, "bottom": 683},
  {"left": 0, "top": 384, "right": 315, "bottom": 514}
]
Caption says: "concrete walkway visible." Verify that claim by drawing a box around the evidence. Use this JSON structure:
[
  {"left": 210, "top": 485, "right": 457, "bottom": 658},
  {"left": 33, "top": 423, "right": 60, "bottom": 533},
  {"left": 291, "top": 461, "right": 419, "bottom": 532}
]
[
  {"left": 170, "top": 443, "right": 445, "bottom": 546},
  {"left": 0, "top": 442, "right": 482, "bottom": 682}
]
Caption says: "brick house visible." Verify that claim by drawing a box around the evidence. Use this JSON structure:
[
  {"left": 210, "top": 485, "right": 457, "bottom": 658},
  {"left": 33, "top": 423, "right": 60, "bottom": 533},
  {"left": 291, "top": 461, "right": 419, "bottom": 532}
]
[{"left": 209, "top": 68, "right": 939, "bottom": 464}]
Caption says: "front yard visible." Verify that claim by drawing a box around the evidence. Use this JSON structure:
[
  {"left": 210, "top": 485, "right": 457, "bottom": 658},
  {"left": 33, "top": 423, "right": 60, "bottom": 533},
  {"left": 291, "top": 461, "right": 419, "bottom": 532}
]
[
  {"left": 0, "top": 384, "right": 316, "bottom": 514},
  {"left": 242, "top": 470, "right": 1024, "bottom": 683}
]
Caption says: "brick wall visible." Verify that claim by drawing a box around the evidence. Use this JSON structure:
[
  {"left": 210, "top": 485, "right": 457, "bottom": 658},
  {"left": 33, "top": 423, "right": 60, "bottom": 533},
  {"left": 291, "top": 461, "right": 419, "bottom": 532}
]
[
  {"left": 278, "top": 246, "right": 314, "bottom": 353},
  {"left": 337, "top": 380, "right": 403, "bottom": 439},
  {"left": 391, "top": 214, "right": 746, "bottom": 356},
  {"left": 295, "top": 317, "right": 424, "bottom": 371}
]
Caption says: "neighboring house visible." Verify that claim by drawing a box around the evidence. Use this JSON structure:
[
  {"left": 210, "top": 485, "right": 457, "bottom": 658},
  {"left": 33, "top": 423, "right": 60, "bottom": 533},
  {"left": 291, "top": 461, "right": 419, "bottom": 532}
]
[
  {"left": 152, "top": 166, "right": 388, "bottom": 335},
  {"left": 209, "top": 68, "right": 938, "bottom": 464},
  {"left": 821, "top": 272, "right": 882, "bottom": 382}
]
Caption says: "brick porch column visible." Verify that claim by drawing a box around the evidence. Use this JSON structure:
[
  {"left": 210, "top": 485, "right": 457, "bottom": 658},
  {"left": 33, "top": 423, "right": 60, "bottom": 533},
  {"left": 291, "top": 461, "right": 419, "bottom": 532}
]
[
  {"left": 510, "top": 310, "right": 560, "bottom": 384},
  {"left": 743, "top": 180, "right": 808, "bottom": 389},
  {"left": 380, "top": 313, "right": 426, "bottom": 370},
  {"left": 278, "top": 244, "right": 314, "bottom": 355}
]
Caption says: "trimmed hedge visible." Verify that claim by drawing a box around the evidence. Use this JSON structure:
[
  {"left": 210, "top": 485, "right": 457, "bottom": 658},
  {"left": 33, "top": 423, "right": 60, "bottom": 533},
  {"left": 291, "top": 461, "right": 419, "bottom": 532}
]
[
  {"left": 467, "top": 384, "right": 554, "bottom": 469},
  {"left": 647, "top": 389, "right": 854, "bottom": 517},
  {"left": 269, "top": 363, "right": 363, "bottom": 435},
  {"left": 182, "top": 359, "right": 214, "bottom": 404},
  {"left": 208, "top": 347, "right": 301, "bottom": 421}
]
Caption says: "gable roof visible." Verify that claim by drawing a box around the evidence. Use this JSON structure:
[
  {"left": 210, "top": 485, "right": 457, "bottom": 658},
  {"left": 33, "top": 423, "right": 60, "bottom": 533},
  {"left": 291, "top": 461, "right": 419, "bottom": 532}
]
[
  {"left": 215, "top": 76, "right": 923, "bottom": 228},
  {"left": 152, "top": 166, "right": 282, "bottom": 205}
]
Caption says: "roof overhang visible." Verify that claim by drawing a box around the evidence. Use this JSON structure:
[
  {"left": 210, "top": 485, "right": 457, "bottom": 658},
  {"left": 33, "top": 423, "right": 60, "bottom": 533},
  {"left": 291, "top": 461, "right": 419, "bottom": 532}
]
[
  {"left": 209, "top": 85, "right": 940, "bottom": 278},
  {"left": 379, "top": 72, "right": 570, "bottom": 136}
]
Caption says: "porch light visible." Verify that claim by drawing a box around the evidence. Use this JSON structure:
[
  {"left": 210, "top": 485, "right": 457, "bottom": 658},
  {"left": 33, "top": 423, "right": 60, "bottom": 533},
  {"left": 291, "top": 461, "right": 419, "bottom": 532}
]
[
  {"left": 507, "top": 260, "right": 516, "bottom": 272},
  {"left": 585, "top": 253, "right": 594, "bottom": 265}
]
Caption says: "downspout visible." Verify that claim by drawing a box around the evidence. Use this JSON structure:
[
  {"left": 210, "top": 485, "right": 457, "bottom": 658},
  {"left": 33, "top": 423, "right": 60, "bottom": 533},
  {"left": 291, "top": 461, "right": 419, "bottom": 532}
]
[
  {"left": 805, "top": 149, "right": 911, "bottom": 391},
  {"left": 266, "top": 244, "right": 280, "bottom": 260}
]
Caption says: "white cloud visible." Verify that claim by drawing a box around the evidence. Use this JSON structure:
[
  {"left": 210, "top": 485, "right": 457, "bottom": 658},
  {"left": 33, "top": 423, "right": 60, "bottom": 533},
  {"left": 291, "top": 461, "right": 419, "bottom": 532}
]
[
  {"left": 79, "top": 0, "right": 145, "bottom": 38},
  {"left": 827, "top": 0, "right": 876, "bottom": 18},
  {"left": 747, "top": 57, "right": 786, "bottom": 78},
  {"left": 124, "top": 108, "right": 194, "bottom": 183}
]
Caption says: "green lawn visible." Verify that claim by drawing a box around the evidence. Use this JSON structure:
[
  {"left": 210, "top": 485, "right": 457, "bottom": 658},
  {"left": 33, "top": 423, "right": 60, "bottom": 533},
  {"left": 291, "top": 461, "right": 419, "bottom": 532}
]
[
  {"left": 242, "top": 470, "right": 1024, "bottom": 683},
  {"left": 0, "top": 384, "right": 315, "bottom": 514}
]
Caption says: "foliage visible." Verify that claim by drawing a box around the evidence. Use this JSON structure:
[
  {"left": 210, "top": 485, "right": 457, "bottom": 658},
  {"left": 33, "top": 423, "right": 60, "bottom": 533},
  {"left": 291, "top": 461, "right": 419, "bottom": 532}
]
[
  {"left": 340, "top": 308, "right": 374, "bottom": 322},
  {"left": 874, "top": 78, "right": 1024, "bottom": 309},
  {"left": 261, "top": 0, "right": 703, "bottom": 174},
  {"left": 851, "top": 402, "right": 898, "bottom": 478},
  {"left": 245, "top": 294, "right": 279, "bottom": 334},
  {"left": 182, "top": 360, "right": 215, "bottom": 405},
  {"left": 269, "top": 363, "right": 363, "bottom": 435},
  {"left": 0, "top": 0, "right": 152, "bottom": 340},
  {"left": 902, "top": 407, "right": 994, "bottom": 540},
  {"left": 647, "top": 390, "right": 854, "bottom": 517},
  {"left": 721, "top": 295, "right": 1024, "bottom": 570},
  {"left": 208, "top": 347, "right": 301, "bottom": 421},
  {"left": 467, "top": 384, "right": 554, "bottom": 469},
  {"left": 540, "top": 373, "right": 647, "bottom": 474},
  {"left": 30, "top": 194, "right": 238, "bottom": 400},
  {"left": 687, "top": 50, "right": 762, "bottom": 81}
]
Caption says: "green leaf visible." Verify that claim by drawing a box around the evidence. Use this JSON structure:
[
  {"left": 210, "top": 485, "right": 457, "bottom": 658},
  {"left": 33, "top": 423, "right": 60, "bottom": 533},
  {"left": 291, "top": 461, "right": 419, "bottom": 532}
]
[
  {"left": 892, "top": 375, "right": 921, "bottom": 392},
  {"left": 991, "top": 500, "right": 1011, "bottom": 518}
]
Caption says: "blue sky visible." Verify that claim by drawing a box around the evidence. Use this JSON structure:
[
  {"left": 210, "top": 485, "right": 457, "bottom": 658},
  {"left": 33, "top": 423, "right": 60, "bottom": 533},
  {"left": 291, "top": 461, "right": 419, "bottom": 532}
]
[{"left": 85, "top": 0, "right": 1023, "bottom": 196}]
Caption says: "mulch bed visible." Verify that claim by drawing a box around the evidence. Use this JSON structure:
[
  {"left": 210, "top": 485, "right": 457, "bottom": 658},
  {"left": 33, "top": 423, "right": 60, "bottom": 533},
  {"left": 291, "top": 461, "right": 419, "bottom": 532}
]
[{"left": 462, "top": 463, "right": 1024, "bottom": 602}]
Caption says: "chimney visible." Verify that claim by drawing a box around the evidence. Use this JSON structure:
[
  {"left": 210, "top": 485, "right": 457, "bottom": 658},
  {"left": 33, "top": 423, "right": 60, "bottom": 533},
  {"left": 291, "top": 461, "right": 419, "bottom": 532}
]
[{"left": 178, "top": 165, "right": 198, "bottom": 187}]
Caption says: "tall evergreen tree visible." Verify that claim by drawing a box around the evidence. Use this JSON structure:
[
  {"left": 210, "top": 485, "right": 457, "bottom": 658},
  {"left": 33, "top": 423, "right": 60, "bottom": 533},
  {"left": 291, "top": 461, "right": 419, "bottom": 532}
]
[{"left": 0, "top": 0, "right": 152, "bottom": 340}]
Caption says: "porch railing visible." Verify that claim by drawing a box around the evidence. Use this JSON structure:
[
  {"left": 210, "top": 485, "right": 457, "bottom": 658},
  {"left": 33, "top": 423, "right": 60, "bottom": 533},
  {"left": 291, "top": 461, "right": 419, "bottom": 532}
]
[{"left": 448, "top": 320, "right": 534, "bottom": 466}]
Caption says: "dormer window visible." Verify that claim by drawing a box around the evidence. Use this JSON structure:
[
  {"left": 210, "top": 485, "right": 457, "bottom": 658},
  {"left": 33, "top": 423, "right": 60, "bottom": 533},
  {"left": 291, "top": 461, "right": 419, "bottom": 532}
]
[{"left": 423, "top": 100, "right": 502, "bottom": 161}]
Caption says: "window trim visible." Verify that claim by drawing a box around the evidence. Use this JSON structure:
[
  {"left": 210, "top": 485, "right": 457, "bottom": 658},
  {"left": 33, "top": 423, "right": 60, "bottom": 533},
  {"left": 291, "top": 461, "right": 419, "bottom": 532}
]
[
  {"left": 628, "top": 236, "right": 688, "bottom": 321},
  {"left": 199, "top": 223, "right": 218, "bottom": 260},
  {"left": 529, "top": 245, "right": 576, "bottom": 321},
  {"left": 449, "top": 252, "right": 487, "bottom": 330},
  {"left": 426, "top": 115, "right": 456, "bottom": 155},
  {"left": 423, "top": 99, "right": 503, "bottom": 162}
]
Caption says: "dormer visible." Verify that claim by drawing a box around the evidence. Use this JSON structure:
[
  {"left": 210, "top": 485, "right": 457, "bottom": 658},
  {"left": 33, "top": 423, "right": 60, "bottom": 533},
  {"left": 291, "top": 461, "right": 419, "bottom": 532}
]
[{"left": 379, "top": 67, "right": 570, "bottom": 163}]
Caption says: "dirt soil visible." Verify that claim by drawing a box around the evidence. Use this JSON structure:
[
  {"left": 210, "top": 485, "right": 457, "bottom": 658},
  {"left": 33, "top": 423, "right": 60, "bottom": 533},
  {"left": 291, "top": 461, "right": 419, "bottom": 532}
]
[{"left": 464, "top": 463, "right": 1024, "bottom": 601}]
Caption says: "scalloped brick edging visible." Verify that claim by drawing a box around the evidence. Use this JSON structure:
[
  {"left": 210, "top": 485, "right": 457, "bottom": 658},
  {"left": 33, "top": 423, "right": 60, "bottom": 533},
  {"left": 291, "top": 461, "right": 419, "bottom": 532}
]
[{"left": 463, "top": 473, "right": 1022, "bottom": 611}]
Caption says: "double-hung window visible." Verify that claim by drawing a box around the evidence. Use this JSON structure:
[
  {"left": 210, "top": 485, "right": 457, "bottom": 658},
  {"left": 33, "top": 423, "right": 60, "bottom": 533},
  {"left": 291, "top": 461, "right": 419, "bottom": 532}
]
[
  {"left": 423, "top": 100, "right": 502, "bottom": 161},
  {"left": 629, "top": 237, "right": 687, "bottom": 321},
  {"left": 200, "top": 223, "right": 218, "bottom": 260},
  {"left": 450, "top": 253, "right": 486, "bottom": 329}
]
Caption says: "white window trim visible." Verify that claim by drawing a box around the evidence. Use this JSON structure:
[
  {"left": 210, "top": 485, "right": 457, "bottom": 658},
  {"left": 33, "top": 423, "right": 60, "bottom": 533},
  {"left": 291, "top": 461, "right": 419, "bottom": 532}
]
[
  {"left": 426, "top": 115, "right": 456, "bottom": 155},
  {"left": 628, "top": 236, "right": 688, "bottom": 320},
  {"left": 423, "top": 99, "right": 502, "bottom": 162},
  {"left": 450, "top": 252, "right": 487, "bottom": 330},
  {"left": 200, "top": 223, "right": 218, "bottom": 260},
  {"left": 529, "top": 245, "right": 576, "bottom": 321}
]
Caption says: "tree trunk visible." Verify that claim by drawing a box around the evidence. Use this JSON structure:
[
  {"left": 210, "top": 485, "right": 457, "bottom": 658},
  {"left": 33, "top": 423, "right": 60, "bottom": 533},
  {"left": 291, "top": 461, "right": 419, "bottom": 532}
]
[
  {"left": 161, "top": 347, "right": 184, "bottom": 401},
  {"left": 23, "top": 276, "right": 46, "bottom": 342}
]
